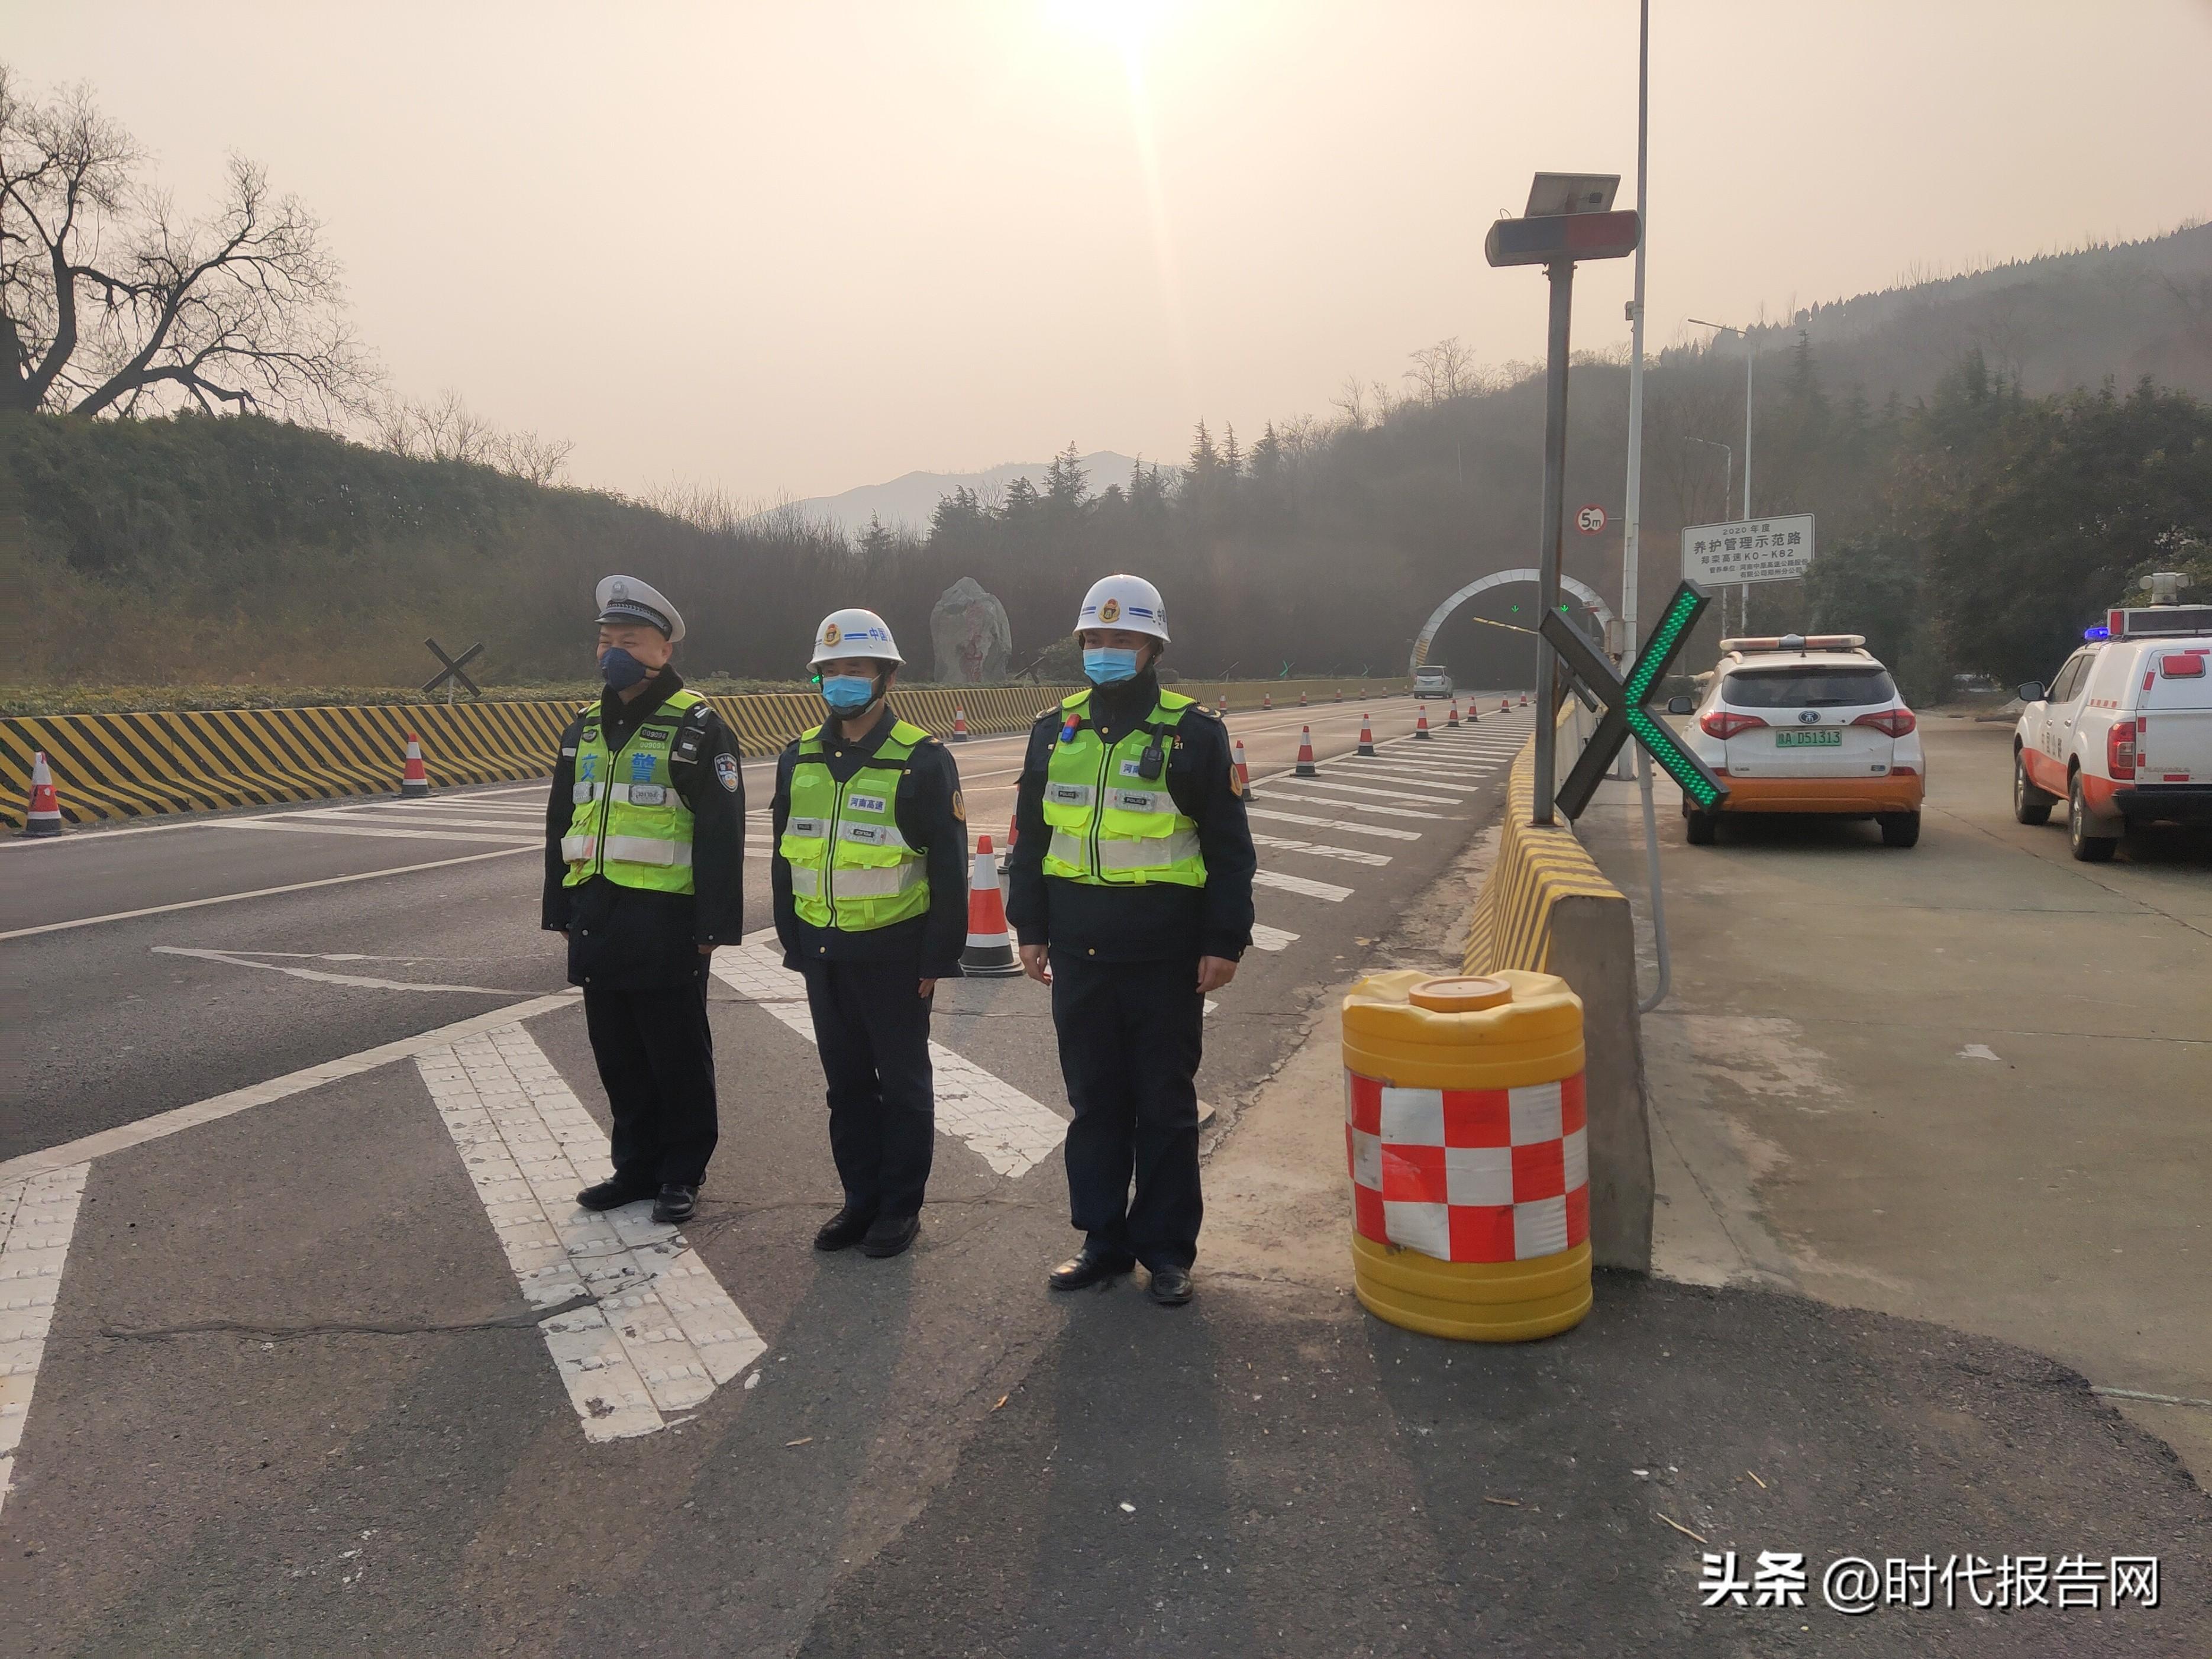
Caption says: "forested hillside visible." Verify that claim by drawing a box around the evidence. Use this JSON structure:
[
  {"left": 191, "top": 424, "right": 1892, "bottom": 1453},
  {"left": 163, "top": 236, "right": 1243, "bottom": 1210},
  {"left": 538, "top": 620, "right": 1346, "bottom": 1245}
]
[{"left": 9, "top": 224, "right": 2210, "bottom": 701}]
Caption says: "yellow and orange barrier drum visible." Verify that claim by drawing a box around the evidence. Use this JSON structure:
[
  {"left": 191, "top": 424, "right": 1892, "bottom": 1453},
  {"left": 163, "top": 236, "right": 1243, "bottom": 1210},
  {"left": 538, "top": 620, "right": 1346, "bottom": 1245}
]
[{"left": 1342, "top": 969, "right": 1591, "bottom": 1341}]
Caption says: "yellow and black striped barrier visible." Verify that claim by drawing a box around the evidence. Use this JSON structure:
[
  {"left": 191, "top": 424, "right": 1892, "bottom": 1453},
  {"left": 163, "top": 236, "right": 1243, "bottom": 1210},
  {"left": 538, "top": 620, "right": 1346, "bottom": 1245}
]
[
  {"left": 1, "top": 679, "right": 1409, "bottom": 829},
  {"left": 1462, "top": 721, "right": 1625, "bottom": 976}
]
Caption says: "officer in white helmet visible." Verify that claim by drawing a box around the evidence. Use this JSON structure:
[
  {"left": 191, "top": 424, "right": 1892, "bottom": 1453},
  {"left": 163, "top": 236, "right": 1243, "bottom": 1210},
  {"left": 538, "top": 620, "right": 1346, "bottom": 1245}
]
[
  {"left": 771, "top": 608, "right": 970, "bottom": 1259},
  {"left": 1005, "top": 574, "right": 1256, "bottom": 1305},
  {"left": 546, "top": 575, "right": 747, "bottom": 1226}
]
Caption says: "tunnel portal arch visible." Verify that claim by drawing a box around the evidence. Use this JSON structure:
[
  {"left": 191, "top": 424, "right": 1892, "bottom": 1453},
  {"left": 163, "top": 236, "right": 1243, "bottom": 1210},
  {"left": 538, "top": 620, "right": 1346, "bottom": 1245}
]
[{"left": 1409, "top": 567, "right": 1613, "bottom": 673}]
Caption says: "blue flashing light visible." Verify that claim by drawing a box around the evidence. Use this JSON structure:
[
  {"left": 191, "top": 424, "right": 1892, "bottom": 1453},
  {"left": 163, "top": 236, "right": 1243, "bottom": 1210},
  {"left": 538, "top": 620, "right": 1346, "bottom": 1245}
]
[{"left": 2084, "top": 625, "right": 2111, "bottom": 641}]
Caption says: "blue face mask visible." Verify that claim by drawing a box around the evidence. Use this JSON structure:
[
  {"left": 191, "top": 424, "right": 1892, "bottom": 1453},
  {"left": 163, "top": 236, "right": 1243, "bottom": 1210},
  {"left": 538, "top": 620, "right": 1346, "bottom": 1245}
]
[
  {"left": 821, "top": 674, "right": 879, "bottom": 714},
  {"left": 599, "top": 646, "right": 651, "bottom": 691},
  {"left": 1084, "top": 647, "right": 1142, "bottom": 686}
]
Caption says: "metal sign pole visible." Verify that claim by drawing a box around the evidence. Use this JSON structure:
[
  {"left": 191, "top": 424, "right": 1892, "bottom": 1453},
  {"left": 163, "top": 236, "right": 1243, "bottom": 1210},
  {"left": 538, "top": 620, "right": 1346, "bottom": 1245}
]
[{"left": 1532, "top": 257, "right": 1576, "bottom": 827}]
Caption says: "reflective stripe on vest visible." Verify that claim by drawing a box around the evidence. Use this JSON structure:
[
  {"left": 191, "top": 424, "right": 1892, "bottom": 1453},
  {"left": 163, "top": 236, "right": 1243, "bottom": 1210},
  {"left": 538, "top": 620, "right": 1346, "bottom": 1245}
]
[
  {"left": 561, "top": 690, "right": 704, "bottom": 895},
  {"left": 1038, "top": 689, "right": 1208, "bottom": 889},
  {"left": 780, "top": 719, "right": 932, "bottom": 931}
]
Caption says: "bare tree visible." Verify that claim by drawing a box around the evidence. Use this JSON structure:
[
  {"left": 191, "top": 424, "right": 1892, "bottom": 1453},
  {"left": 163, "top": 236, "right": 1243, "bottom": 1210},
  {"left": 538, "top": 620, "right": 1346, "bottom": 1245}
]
[
  {"left": 371, "top": 388, "right": 574, "bottom": 484},
  {"left": 1, "top": 67, "right": 370, "bottom": 420},
  {"left": 1404, "top": 335, "right": 1482, "bottom": 405}
]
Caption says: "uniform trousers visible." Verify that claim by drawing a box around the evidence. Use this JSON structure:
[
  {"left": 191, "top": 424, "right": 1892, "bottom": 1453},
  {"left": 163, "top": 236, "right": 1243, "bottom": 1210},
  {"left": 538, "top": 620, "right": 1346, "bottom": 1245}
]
[
  {"left": 1050, "top": 954, "right": 1206, "bottom": 1271},
  {"left": 583, "top": 978, "right": 719, "bottom": 1188},
  {"left": 802, "top": 958, "right": 937, "bottom": 1219}
]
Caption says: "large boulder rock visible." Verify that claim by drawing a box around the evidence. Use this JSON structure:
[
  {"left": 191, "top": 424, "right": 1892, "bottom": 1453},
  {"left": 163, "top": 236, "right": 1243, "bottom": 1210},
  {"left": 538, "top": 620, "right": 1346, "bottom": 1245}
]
[{"left": 930, "top": 577, "right": 1012, "bottom": 683}]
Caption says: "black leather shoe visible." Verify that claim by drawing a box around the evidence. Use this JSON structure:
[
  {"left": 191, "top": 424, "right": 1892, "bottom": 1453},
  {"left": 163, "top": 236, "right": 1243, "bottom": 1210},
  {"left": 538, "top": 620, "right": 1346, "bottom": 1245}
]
[
  {"left": 1048, "top": 1247, "right": 1136, "bottom": 1292},
  {"left": 651, "top": 1183, "right": 699, "bottom": 1224},
  {"left": 859, "top": 1212, "right": 921, "bottom": 1258},
  {"left": 1147, "top": 1264, "right": 1193, "bottom": 1305},
  {"left": 813, "top": 1206, "right": 877, "bottom": 1252},
  {"left": 576, "top": 1177, "right": 654, "bottom": 1211}
]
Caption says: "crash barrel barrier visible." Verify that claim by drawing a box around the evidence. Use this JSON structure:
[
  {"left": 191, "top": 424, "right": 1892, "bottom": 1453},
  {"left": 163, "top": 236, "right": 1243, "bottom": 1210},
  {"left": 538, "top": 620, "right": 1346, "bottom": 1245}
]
[
  {"left": 0, "top": 678, "right": 1412, "bottom": 828},
  {"left": 1458, "top": 705, "right": 1655, "bottom": 1274},
  {"left": 1342, "top": 969, "right": 1593, "bottom": 1341}
]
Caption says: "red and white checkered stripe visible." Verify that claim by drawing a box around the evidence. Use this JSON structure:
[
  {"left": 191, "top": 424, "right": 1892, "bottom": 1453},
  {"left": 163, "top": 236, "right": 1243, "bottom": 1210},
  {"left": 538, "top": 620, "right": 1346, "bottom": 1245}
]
[{"left": 1345, "top": 1070, "right": 1589, "bottom": 1262}]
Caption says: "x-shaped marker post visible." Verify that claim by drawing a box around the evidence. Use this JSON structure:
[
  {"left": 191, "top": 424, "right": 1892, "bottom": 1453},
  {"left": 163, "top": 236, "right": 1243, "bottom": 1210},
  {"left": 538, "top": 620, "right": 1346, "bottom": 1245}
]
[{"left": 421, "top": 637, "right": 485, "bottom": 698}]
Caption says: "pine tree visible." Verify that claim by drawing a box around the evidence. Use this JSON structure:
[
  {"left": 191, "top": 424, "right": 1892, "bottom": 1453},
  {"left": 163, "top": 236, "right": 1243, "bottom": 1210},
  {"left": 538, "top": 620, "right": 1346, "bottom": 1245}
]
[
  {"left": 1251, "top": 421, "right": 1283, "bottom": 479},
  {"left": 1222, "top": 423, "right": 1242, "bottom": 479},
  {"left": 1003, "top": 474, "right": 1040, "bottom": 517},
  {"left": 1186, "top": 419, "right": 1220, "bottom": 480},
  {"left": 1044, "top": 441, "right": 1089, "bottom": 513}
]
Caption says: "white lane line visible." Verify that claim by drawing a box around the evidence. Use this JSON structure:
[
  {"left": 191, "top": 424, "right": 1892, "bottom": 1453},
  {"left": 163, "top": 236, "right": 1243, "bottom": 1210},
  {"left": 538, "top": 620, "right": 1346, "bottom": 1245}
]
[
  {"left": 709, "top": 943, "right": 1067, "bottom": 1179},
  {"left": 0, "top": 847, "right": 538, "bottom": 944},
  {"left": 337, "top": 801, "right": 545, "bottom": 817},
  {"left": 150, "top": 945, "right": 521, "bottom": 996},
  {"left": 1254, "top": 789, "right": 1446, "bottom": 821},
  {"left": 1267, "top": 777, "right": 1464, "bottom": 806},
  {"left": 1244, "top": 807, "right": 1419, "bottom": 841},
  {"left": 1249, "top": 923, "right": 1300, "bottom": 952},
  {"left": 1249, "top": 833, "right": 1391, "bottom": 868},
  {"left": 416, "top": 1029, "right": 765, "bottom": 1442},
  {"left": 299, "top": 811, "right": 550, "bottom": 832},
  {"left": 1342, "top": 763, "right": 1499, "bottom": 784},
  {"left": 1252, "top": 869, "right": 1353, "bottom": 902},
  {"left": 206, "top": 820, "right": 538, "bottom": 845},
  {"left": 0, "top": 1162, "right": 88, "bottom": 1518},
  {"left": 0, "top": 992, "right": 580, "bottom": 1190}
]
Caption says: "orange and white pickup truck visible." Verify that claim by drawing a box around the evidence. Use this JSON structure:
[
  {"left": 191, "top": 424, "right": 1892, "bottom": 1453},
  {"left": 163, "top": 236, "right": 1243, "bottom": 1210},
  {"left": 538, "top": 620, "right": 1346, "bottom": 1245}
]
[{"left": 2013, "top": 588, "right": 2212, "bottom": 862}]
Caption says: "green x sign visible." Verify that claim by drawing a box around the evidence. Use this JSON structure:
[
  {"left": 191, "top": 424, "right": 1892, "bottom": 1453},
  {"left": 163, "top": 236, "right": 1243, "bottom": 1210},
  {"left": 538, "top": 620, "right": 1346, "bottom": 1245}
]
[{"left": 1539, "top": 582, "right": 1728, "bottom": 819}]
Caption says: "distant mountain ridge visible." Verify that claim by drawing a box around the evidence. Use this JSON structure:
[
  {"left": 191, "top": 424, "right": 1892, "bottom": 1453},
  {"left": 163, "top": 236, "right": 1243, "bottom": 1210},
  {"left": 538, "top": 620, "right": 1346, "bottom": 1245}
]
[{"left": 768, "top": 450, "right": 1173, "bottom": 534}]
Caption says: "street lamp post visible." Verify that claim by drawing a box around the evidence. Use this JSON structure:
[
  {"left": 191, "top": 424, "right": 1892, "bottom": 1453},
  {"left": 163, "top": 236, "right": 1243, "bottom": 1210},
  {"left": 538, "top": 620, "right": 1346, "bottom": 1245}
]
[
  {"left": 1688, "top": 317, "right": 1755, "bottom": 631},
  {"left": 1683, "top": 435, "right": 1732, "bottom": 630}
]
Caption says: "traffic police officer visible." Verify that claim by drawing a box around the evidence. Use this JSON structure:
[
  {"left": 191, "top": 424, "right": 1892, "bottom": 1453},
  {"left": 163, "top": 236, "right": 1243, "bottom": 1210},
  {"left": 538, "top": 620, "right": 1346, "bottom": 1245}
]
[
  {"left": 1006, "top": 574, "right": 1256, "bottom": 1304},
  {"left": 771, "top": 609, "right": 969, "bottom": 1259},
  {"left": 544, "top": 575, "right": 746, "bottom": 1225}
]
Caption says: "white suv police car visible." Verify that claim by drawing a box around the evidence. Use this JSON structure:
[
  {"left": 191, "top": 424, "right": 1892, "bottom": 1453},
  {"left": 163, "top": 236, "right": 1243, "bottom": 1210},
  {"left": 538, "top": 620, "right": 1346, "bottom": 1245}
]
[{"left": 2013, "top": 583, "right": 2212, "bottom": 861}]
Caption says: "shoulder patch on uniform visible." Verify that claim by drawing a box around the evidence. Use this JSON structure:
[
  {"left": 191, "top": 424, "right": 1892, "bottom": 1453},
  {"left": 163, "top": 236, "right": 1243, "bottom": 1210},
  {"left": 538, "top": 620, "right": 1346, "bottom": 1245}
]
[
  {"left": 951, "top": 789, "right": 966, "bottom": 821},
  {"left": 714, "top": 753, "right": 740, "bottom": 792},
  {"left": 1189, "top": 703, "right": 1223, "bottom": 721}
]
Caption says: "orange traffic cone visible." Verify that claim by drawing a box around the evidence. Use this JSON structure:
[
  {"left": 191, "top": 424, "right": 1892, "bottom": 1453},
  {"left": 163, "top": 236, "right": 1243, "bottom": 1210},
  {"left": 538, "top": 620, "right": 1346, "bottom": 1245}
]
[
  {"left": 1262, "top": 690, "right": 1272, "bottom": 709},
  {"left": 1500, "top": 698, "right": 1510, "bottom": 715},
  {"left": 21, "top": 751, "right": 63, "bottom": 837},
  {"left": 1357, "top": 716, "right": 1376, "bottom": 757},
  {"left": 1414, "top": 705, "right": 1432, "bottom": 740},
  {"left": 961, "top": 835, "right": 1021, "bottom": 976},
  {"left": 1232, "top": 738, "right": 1254, "bottom": 799},
  {"left": 998, "top": 811, "right": 1017, "bottom": 874},
  {"left": 1446, "top": 698, "right": 1461, "bottom": 729},
  {"left": 1468, "top": 698, "right": 1480, "bottom": 723},
  {"left": 401, "top": 734, "right": 432, "bottom": 798},
  {"left": 952, "top": 708, "right": 970, "bottom": 742},
  {"left": 1218, "top": 693, "right": 1229, "bottom": 715},
  {"left": 1333, "top": 689, "right": 1342, "bottom": 703},
  {"left": 1519, "top": 692, "right": 1528, "bottom": 707},
  {"left": 1299, "top": 690, "right": 1308, "bottom": 707},
  {"left": 1295, "top": 725, "right": 1319, "bottom": 777}
]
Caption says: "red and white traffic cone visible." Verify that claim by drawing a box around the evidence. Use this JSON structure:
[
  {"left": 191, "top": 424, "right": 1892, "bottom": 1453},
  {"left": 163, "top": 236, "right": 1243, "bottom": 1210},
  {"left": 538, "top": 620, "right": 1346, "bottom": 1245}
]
[
  {"left": 1500, "top": 698, "right": 1510, "bottom": 715},
  {"left": 1218, "top": 693, "right": 1229, "bottom": 715},
  {"left": 1446, "top": 698, "right": 1461, "bottom": 729},
  {"left": 1232, "top": 737, "right": 1254, "bottom": 799},
  {"left": 1333, "top": 689, "right": 1342, "bottom": 703},
  {"left": 952, "top": 708, "right": 970, "bottom": 742},
  {"left": 961, "top": 835, "right": 1022, "bottom": 976},
  {"left": 1414, "top": 705, "right": 1432, "bottom": 740},
  {"left": 999, "top": 811, "right": 1017, "bottom": 874},
  {"left": 401, "top": 733, "right": 432, "bottom": 798},
  {"left": 1262, "top": 689, "right": 1272, "bottom": 709},
  {"left": 21, "top": 751, "right": 63, "bottom": 837},
  {"left": 1358, "top": 689, "right": 1367, "bottom": 702},
  {"left": 1519, "top": 692, "right": 1528, "bottom": 708},
  {"left": 1468, "top": 698, "right": 1479, "bottom": 723},
  {"left": 1295, "top": 725, "right": 1319, "bottom": 777},
  {"left": 1357, "top": 716, "right": 1376, "bottom": 757},
  {"left": 1299, "top": 690, "right": 1309, "bottom": 707}
]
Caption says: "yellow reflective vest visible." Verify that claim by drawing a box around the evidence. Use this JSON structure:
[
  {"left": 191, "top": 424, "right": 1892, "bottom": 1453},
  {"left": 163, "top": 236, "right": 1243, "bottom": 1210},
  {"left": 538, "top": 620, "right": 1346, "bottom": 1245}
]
[
  {"left": 561, "top": 689, "right": 704, "bottom": 894},
  {"left": 1040, "top": 688, "right": 1207, "bottom": 887},
  {"left": 780, "top": 719, "right": 932, "bottom": 929}
]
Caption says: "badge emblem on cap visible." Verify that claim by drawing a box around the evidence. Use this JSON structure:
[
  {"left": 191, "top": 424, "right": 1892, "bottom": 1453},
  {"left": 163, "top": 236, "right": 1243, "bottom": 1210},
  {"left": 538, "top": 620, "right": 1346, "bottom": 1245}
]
[
  {"left": 822, "top": 621, "right": 842, "bottom": 647},
  {"left": 1099, "top": 597, "right": 1122, "bottom": 623},
  {"left": 612, "top": 580, "right": 628, "bottom": 603}
]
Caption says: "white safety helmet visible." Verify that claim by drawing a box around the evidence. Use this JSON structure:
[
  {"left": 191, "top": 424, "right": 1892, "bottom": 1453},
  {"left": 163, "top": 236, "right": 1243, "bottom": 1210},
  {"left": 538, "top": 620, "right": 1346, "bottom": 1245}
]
[
  {"left": 810, "top": 607, "right": 903, "bottom": 666},
  {"left": 1074, "top": 574, "right": 1170, "bottom": 642}
]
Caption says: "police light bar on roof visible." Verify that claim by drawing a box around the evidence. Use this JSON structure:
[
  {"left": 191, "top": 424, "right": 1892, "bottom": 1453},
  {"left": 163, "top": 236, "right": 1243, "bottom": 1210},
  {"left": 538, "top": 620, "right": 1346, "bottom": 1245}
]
[
  {"left": 2107, "top": 605, "right": 2212, "bottom": 640},
  {"left": 1718, "top": 634, "right": 1867, "bottom": 654}
]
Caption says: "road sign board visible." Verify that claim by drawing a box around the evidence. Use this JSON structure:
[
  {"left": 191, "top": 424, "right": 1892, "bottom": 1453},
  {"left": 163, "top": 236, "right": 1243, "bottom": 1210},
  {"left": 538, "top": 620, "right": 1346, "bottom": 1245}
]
[
  {"left": 1540, "top": 581, "right": 1728, "bottom": 819},
  {"left": 1681, "top": 514, "right": 1814, "bottom": 588},
  {"left": 1575, "top": 505, "right": 1607, "bottom": 535}
]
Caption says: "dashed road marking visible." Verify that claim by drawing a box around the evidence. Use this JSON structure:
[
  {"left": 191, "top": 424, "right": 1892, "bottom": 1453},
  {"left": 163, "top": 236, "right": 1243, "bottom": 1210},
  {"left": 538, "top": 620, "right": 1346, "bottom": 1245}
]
[
  {"left": 1244, "top": 807, "right": 1419, "bottom": 841},
  {"left": 1249, "top": 924, "right": 1301, "bottom": 951},
  {"left": 1252, "top": 869, "right": 1354, "bottom": 902},
  {"left": 208, "top": 819, "right": 538, "bottom": 845},
  {"left": 711, "top": 943, "right": 1068, "bottom": 1179},
  {"left": 417, "top": 1029, "right": 766, "bottom": 1441},
  {"left": 1248, "top": 832, "right": 1392, "bottom": 867},
  {"left": 0, "top": 1161, "right": 88, "bottom": 1518},
  {"left": 1267, "top": 777, "right": 1465, "bottom": 806},
  {"left": 1254, "top": 790, "right": 1446, "bottom": 821}
]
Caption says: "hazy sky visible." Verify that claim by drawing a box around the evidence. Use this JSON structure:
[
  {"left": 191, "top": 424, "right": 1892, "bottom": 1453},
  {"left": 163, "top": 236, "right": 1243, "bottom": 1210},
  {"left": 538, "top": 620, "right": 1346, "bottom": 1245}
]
[{"left": 9, "top": 2, "right": 2209, "bottom": 501}]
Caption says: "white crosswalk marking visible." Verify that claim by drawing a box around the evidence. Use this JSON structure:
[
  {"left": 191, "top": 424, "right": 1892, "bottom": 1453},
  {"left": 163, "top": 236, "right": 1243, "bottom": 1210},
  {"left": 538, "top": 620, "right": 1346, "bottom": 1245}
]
[
  {"left": 1249, "top": 832, "right": 1391, "bottom": 867},
  {"left": 0, "top": 1162, "right": 89, "bottom": 1517},
  {"left": 1252, "top": 869, "right": 1353, "bottom": 902},
  {"left": 1270, "top": 777, "right": 1464, "bottom": 805},
  {"left": 1345, "top": 761, "right": 1497, "bottom": 782},
  {"left": 1244, "top": 807, "right": 1419, "bottom": 841},
  {"left": 416, "top": 1029, "right": 766, "bottom": 1442},
  {"left": 210, "top": 819, "right": 538, "bottom": 844},
  {"left": 710, "top": 943, "right": 1068, "bottom": 1179},
  {"left": 1249, "top": 923, "right": 1301, "bottom": 951},
  {"left": 1255, "top": 789, "right": 1445, "bottom": 821}
]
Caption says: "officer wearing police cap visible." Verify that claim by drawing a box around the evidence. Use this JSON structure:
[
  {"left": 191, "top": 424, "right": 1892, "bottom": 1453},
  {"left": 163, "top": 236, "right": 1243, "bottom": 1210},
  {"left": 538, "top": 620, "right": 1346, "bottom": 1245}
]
[
  {"left": 771, "top": 608, "right": 969, "bottom": 1260},
  {"left": 544, "top": 575, "right": 747, "bottom": 1224},
  {"left": 1005, "top": 574, "right": 1256, "bottom": 1304}
]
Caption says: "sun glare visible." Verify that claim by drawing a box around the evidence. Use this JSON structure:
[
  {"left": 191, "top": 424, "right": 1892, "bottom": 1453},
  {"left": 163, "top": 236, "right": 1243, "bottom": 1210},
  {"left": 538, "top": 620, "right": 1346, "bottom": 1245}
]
[{"left": 1046, "top": 0, "right": 1180, "bottom": 59}]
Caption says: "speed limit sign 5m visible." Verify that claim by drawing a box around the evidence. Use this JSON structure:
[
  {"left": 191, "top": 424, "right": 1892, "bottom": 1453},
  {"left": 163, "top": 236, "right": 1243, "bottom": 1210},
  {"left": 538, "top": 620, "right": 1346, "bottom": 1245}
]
[{"left": 1575, "top": 505, "right": 1607, "bottom": 534}]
